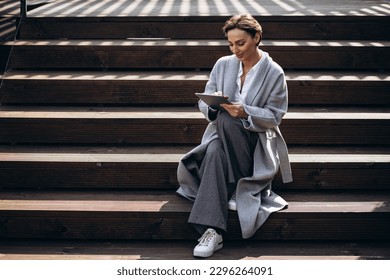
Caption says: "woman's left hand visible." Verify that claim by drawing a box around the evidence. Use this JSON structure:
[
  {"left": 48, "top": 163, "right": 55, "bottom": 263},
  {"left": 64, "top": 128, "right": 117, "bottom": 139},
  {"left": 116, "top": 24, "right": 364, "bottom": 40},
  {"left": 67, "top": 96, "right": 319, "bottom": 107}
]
[{"left": 220, "top": 103, "right": 248, "bottom": 118}]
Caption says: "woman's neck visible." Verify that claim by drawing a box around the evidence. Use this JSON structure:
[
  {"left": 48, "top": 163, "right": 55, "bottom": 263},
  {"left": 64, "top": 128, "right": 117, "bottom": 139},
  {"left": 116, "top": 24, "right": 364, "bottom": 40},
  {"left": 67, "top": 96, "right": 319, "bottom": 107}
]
[{"left": 242, "top": 49, "right": 262, "bottom": 71}]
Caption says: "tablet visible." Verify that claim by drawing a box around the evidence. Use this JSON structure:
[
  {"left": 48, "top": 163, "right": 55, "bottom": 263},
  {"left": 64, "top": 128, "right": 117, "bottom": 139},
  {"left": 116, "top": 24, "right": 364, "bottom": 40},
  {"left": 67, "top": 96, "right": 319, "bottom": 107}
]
[{"left": 195, "top": 93, "right": 232, "bottom": 109}]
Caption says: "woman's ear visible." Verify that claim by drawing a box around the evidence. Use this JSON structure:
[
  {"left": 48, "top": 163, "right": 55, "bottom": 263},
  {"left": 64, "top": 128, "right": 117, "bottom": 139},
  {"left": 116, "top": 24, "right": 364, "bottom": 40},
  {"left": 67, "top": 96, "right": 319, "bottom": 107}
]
[{"left": 256, "top": 33, "right": 262, "bottom": 45}]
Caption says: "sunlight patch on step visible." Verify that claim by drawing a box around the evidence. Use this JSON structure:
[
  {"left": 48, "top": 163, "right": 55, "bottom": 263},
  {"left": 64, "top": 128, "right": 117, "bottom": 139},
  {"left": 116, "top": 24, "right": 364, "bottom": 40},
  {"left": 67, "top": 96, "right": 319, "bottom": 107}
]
[
  {"left": 0, "top": 110, "right": 204, "bottom": 119},
  {"left": 26, "top": 0, "right": 390, "bottom": 17},
  {"left": 242, "top": 256, "right": 360, "bottom": 260},
  {"left": 0, "top": 153, "right": 389, "bottom": 163},
  {"left": 0, "top": 200, "right": 173, "bottom": 212},
  {"left": 8, "top": 40, "right": 389, "bottom": 47},
  {"left": 0, "top": 254, "right": 141, "bottom": 260},
  {"left": 286, "top": 201, "right": 387, "bottom": 212},
  {"left": 284, "top": 112, "right": 390, "bottom": 120},
  {"left": 4, "top": 72, "right": 209, "bottom": 80},
  {"left": 0, "top": 200, "right": 386, "bottom": 213},
  {"left": 0, "top": 153, "right": 183, "bottom": 162},
  {"left": 289, "top": 154, "right": 390, "bottom": 163},
  {"left": 6, "top": 72, "right": 388, "bottom": 81}
]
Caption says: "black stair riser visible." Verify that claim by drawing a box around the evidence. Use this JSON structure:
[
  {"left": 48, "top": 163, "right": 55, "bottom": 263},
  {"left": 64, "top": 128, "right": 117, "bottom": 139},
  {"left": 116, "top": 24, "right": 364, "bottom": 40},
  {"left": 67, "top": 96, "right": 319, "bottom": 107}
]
[
  {"left": 9, "top": 45, "right": 390, "bottom": 70},
  {"left": 0, "top": 161, "right": 388, "bottom": 190},
  {"left": 19, "top": 16, "right": 390, "bottom": 40},
  {"left": 0, "top": 119, "right": 388, "bottom": 145},
  {"left": 1, "top": 79, "right": 389, "bottom": 106},
  {"left": 0, "top": 212, "right": 389, "bottom": 240}
]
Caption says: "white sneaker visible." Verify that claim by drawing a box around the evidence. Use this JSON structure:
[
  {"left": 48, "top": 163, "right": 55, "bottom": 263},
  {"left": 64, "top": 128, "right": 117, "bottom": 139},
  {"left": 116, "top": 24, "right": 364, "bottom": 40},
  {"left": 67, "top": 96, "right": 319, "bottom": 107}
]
[
  {"left": 228, "top": 191, "right": 237, "bottom": 211},
  {"left": 193, "top": 228, "right": 223, "bottom": 258}
]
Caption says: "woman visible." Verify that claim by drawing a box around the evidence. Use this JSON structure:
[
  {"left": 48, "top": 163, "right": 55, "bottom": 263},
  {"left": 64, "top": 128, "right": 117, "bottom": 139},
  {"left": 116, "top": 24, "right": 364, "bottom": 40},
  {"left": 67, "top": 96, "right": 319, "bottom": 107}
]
[{"left": 177, "top": 14, "right": 293, "bottom": 258}]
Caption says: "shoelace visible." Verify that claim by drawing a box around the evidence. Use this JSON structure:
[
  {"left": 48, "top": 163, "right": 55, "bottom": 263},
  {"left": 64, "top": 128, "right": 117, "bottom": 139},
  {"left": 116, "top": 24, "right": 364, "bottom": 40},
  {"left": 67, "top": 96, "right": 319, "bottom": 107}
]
[
  {"left": 230, "top": 192, "right": 236, "bottom": 201},
  {"left": 198, "top": 230, "right": 216, "bottom": 246}
]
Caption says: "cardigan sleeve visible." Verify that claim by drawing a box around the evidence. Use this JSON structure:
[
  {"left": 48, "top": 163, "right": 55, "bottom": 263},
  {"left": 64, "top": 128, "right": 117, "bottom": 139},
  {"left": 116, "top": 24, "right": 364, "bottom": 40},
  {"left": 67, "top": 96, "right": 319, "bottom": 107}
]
[
  {"left": 241, "top": 70, "right": 288, "bottom": 132},
  {"left": 198, "top": 57, "right": 225, "bottom": 122}
]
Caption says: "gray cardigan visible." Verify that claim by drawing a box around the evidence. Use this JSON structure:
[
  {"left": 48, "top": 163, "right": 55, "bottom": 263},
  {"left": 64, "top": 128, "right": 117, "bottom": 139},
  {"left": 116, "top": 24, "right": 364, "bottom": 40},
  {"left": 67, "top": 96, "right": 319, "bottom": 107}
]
[{"left": 177, "top": 51, "right": 293, "bottom": 239}]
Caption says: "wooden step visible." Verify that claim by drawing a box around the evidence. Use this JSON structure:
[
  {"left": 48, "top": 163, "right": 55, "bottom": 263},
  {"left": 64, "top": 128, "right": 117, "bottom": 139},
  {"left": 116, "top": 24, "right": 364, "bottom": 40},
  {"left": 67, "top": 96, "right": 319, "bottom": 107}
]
[
  {"left": 1, "top": 0, "right": 52, "bottom": 16},
  {"left": 0, "top": 190, "right": 389, "bottom": 240},
  {"left": 0, "top": 17, "right": 17, "bottom": 41},
  {"left": 0, "top": 107, "right": 389, "bottom": 145},
  {"left": 3, "top": 0, "right": 388, "bottom": 258},
  {"left": 1, "top": 239, "right": 390, "bottom": 260},
  {"left": 26, "top": 0, "right": 390, "bottom": 19},
  {"left": 0, "top": 146, "right": 389, "bottom": 190},
  {"left": 1, "top": 70, "right": 389, "bottom": 106},
  {"left": 6, "top": 40, "right": 390, "bottom": 70},
  {"left": 0, "top": 0, "right": 20, "bottom": 17},
  {"left": 19, "top": 16, "right": 390, "bottom": 40},
  {"left": 0, "top": 70, "right": 209, "bottom": 106}
]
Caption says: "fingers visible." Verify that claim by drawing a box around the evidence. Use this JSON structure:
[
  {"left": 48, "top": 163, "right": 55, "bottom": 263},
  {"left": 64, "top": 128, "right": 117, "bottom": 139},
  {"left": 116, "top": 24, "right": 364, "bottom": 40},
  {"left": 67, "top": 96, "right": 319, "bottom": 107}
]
[{"left": 220, "top": 104, "right": 245, "bottom": 118}]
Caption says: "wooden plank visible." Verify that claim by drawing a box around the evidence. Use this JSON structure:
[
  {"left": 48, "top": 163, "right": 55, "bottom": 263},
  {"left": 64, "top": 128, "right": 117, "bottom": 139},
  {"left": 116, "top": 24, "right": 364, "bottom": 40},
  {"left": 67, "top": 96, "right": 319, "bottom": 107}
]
[
  {"left": 0, "top": 191, "right": 389, "bottom": 240},
  {"left": 7, "top": 39, "right": 390, "bottom": 47},
  {"left": 1, "top": 107, "right": 389, "bottom": 119},
  {"left": 1, "top": 71, "right": 389, "bottom": 106},
  {"left": 0, "top": 76, "right": 206, "bottom": 105},
  {"left": 1, "top": 239, "right": 390, "bottom": 260},
  {"left": 26, "top": 0, "right": 390, "bottom": 18},
  {"left": 0, "top": 146, "right": 389, "bottom": 190},
  {"left": 0, "top": 0, "right": 52, "bottom": 17},
  {"left": 286, "top": 79, "right": 390, "bottom": 106},
  {"left": 0, "top": 161, "right": 387, "bottom": 190},
  {"left": 0, "top": 70, "right": 208, "bottom": 105},
  {"left": 0, "top": 190, "right": 389, "bottom": 214},
  {"left": 19, "top": 16, "right": 390, "bottom": 40},
  {"left": 2, "top": 212, "right": 389, "bottom": 240},
  {"left": 0, "top": 108, "right": 388, "bottom": 145},
  {"left": 1, "top": 147, "right": 389, "bottom": 162},
  {"left": 0, "top": 0, "right": 20, "bottom": 16},
  {"left": 0, "top": 161, "right": 388, "bottom": 190},
  {"left": 7, "top": 40, "right": 390, "bottom": 70},
  {"left": 0, "top": 17, "right": 17, "bottom": 41},
  {"left": 0, "top": 119, "right": 205, "bottom": 144}
]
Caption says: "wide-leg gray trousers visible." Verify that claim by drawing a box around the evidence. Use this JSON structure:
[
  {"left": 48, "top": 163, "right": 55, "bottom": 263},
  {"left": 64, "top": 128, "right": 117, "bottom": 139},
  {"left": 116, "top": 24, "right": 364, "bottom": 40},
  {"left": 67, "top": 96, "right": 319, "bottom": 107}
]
[{"left": 188, "top": 111, "right": 258, "bottom": 234}]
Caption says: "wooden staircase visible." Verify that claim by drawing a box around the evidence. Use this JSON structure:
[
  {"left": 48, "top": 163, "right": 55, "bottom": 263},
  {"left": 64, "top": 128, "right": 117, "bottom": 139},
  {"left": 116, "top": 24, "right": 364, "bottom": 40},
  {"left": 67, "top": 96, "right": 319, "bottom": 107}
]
[{"left": 0, "top": 1, "right": 390, "bottom": 259}]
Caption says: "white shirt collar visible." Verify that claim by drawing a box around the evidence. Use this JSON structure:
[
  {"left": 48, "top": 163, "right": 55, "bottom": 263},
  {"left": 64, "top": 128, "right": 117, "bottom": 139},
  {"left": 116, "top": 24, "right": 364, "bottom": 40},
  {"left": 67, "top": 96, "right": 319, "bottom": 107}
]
[{"left": 236, "top": 50, "right": 265, "bottom": 101}]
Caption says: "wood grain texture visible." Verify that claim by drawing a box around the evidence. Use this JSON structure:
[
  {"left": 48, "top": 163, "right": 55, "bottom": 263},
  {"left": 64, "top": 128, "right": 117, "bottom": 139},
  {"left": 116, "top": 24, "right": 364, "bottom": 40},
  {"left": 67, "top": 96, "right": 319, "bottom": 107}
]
[
  {"left": 0, "top": 146, "right": 389, "bottom": 190},
  {"left": 7, "top": 40, "right": 390, "bottom": 70},
  {"left": 1, "top": 239, "right": 390, "bottom": 260},
  {"left": 0, "top": 191, "right": 389, "bottom": 240},
  {"left": 1, "top": 71, "right": 389, "bottom": 106},
  {"left": 1, "top": 0, "right": 389, "bottom": 251},
  {"left": 19, "top": 16, "right": 390, "bottom": 40}
]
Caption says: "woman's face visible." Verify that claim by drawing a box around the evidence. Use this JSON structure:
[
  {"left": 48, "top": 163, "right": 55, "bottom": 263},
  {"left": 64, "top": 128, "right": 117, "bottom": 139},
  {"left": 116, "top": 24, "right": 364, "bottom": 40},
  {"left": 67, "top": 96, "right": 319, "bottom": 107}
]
[{"left": 227, "top": 28, "right": 260, "bottom": 62}]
